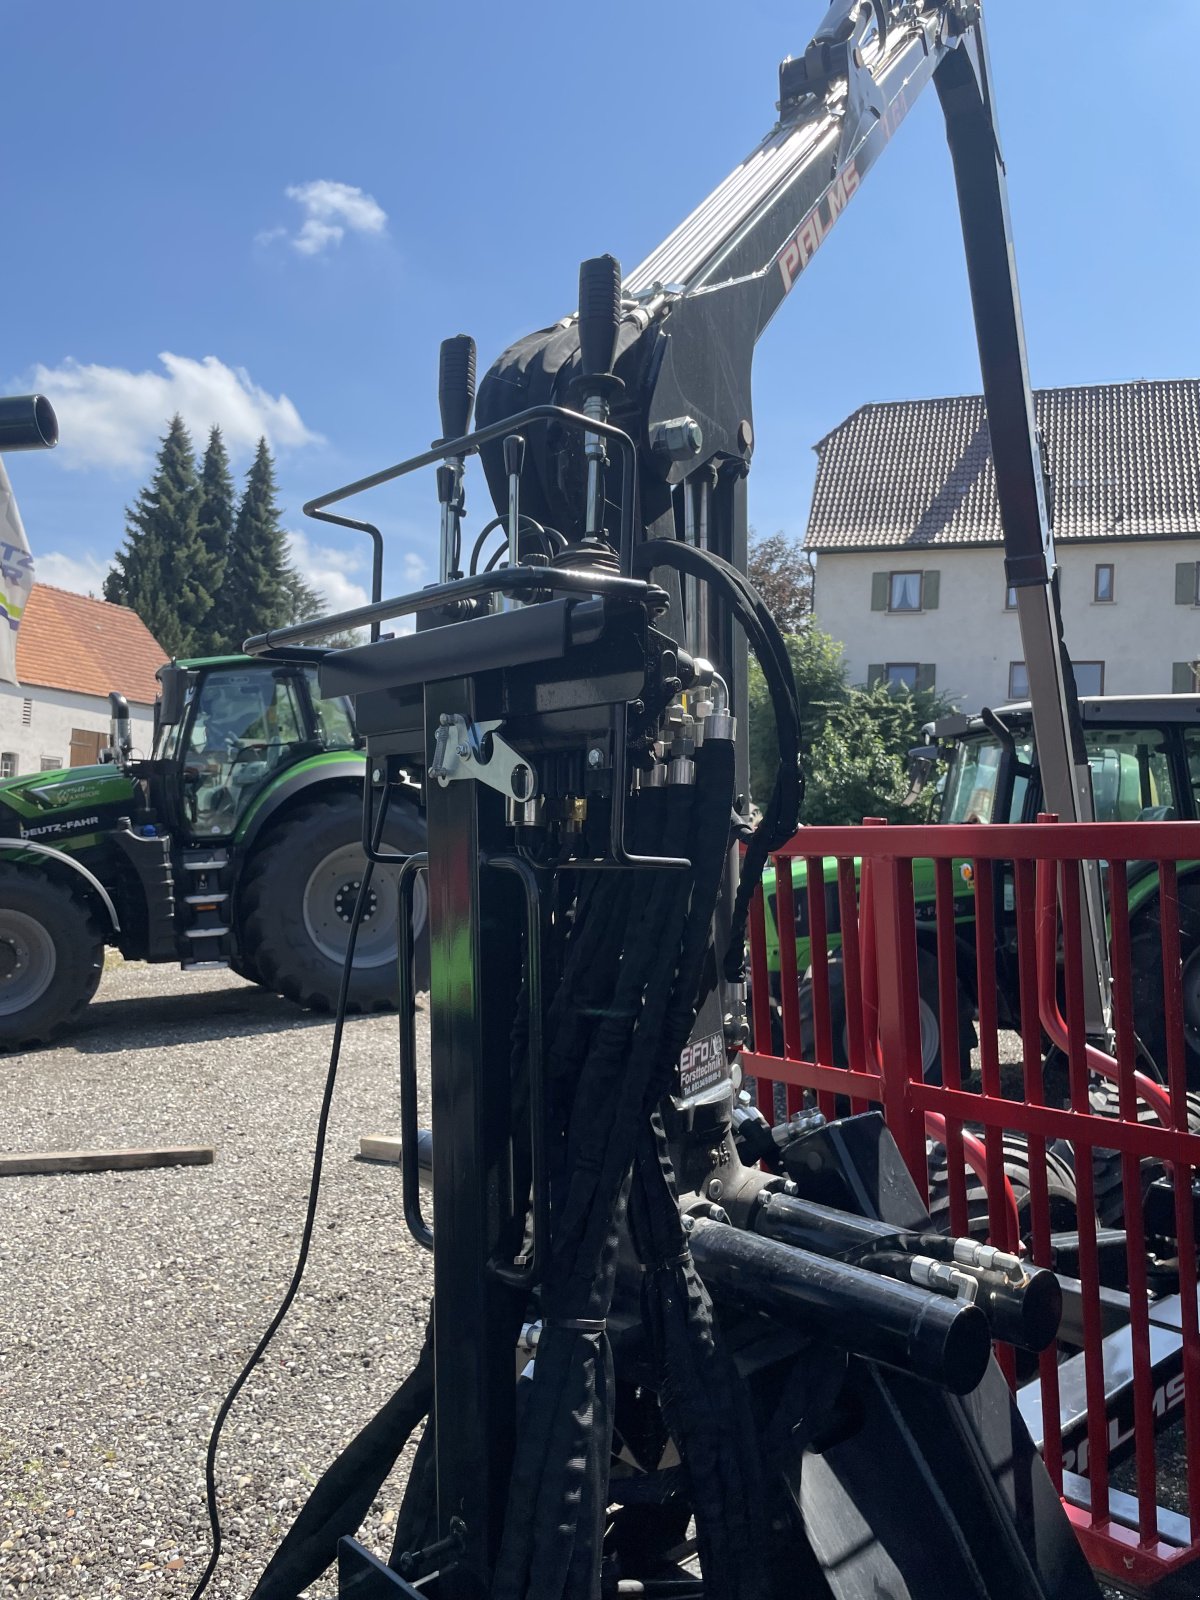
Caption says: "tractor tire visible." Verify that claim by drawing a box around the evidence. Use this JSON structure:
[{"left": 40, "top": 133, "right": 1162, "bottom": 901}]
[
  {"left": 925, "top": 1130, "right": 1082, "bottom": 1246},
  {"left": 1129, "top": 879, "right": 1200, "bottom": 1087},
  {"left": 239, "top": 793, "right": 428, "bottom": 1014},
  {"left": 798, "top": 946, "right": 975, "bottom": 1085},
  {"left": 0, "top": 865, "right": 104, "bottom": 1051}
]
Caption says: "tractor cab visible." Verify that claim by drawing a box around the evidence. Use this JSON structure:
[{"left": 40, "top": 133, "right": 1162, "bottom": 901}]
[
  {"left": 148, "top": 657, "right": 359, "bottom": 841},
  {"left": 928, "top": 697, "right": 1200, "bottom": 828}
]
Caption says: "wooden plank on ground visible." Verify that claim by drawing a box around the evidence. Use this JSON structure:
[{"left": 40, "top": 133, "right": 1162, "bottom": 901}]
[
  {"left": 0, "top": 1146, "right": 215, "bottom": 1177},
  {"left": 359, "top": 1134, "right": 402, "bottom": 1164}
]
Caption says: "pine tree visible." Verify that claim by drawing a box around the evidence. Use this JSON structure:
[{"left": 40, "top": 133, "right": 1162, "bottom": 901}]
[
  {"left": 192, "top": 426, "right": 235, "bottom": 655},
  {"left": 220, "top": 438, "right": 301, "bottom": 652},
  {"left": 105, "top": 416, "right": 207, "bottom": 658}
]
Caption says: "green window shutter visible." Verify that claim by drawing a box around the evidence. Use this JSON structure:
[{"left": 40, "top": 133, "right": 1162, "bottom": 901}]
[
  {"left": 871, "top": 572, "right": 889, "bottom": 611},
  {"left": 916, "top": 663, "right": 936, "bottom": 692},
  {"left": 1173, "top": 662, "right": 1197, "bottom": 693},
  {"left": 1175, "top": 562, "right": 1196, "bottom": 605},
  {"left": 922, "top": 570, "right": 940, "bottom": 610},
  {"left": 867, "top": 664, "right": 885, "bottom": 688}
]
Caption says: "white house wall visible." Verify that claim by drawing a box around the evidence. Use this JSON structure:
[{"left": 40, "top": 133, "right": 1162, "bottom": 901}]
[
  {"left": 0, "top": 683, "right": 155, "bottom": 776},
  {"left": 812, "top": 541, "right": 1200, "bottom": 712}
]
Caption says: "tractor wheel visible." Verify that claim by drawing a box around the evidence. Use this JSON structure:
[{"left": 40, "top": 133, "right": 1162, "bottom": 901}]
[
  {"left": 799, "top": 946, "right": 975, "bottom": 1085},
  {"left": 239, "top": 793, "right": 428, "bottom": 1014},
  {"left": 1129, "top": 880, "right": 1200, "bottom": 1087},
  {"left": 925, "top": 1131, "right": 1081, "bottom": 1245},
  {"left": 0, "top": 866, "right": 104, "bottom": 1050}
]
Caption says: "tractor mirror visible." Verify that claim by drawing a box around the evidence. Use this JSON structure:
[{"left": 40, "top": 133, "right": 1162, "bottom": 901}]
[
  {"left": 905, "top": 743, "right": 943, "bottom": 799},
  {"left": 156, "top": 665, "right": 189, "bottom": 726}
]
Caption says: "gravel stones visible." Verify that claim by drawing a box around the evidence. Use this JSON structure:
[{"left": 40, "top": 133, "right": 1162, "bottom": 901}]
[{"left": 0, "top": 960, "right": 432, "bottom": 1597}]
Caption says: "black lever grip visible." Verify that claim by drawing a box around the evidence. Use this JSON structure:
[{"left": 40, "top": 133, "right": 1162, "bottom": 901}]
[
  {"left": 577, "top": 255, "right": 622, "bottom": 380},
  {"left": 503, "top": 434, "right": 525, "bottom": 479},
  {"left": 438, "top": 335, "right": 476, "bottom": 443}
]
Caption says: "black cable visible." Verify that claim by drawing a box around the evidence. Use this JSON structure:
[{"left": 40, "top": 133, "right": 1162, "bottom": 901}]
[
  {"left": 187, "top": 786, "right": 393, "bottom": 1600},
  {"left": 633, "top": 540, "right": 804, "bottom": 982},
  {"left": 469, "top": 514, "right": 565, "bottom": 574}
]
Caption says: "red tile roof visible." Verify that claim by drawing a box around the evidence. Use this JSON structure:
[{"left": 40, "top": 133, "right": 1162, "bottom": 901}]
[
  {"left": 805, "top": 379, "right": 1200, "bottom": 552},
  {"left": 16, "top": 584, "right": 168, "bottom": 705}
]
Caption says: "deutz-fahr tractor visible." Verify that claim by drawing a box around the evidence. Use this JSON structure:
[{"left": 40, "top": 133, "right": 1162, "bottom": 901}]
[
  {"left": 763, "top": 693, "right": 1200, "bottom": 1085},
  {"left": 0, "top": 654, "right": 426, "bottom": 1049}
]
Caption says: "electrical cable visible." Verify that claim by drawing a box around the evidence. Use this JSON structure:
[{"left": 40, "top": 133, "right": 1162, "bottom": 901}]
[{"left": 187, "top": 786, "right": 393, "bottom": 1600}]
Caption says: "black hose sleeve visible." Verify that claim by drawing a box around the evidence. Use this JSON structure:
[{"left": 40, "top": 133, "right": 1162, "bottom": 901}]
[{"left": 249, "top": 1332, "right": 434, "bottom": 1600}]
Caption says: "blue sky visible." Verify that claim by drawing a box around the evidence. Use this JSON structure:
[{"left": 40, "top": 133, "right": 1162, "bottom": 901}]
[{"left": 3, "top": 3, "right": 1193, "bottom": 620}]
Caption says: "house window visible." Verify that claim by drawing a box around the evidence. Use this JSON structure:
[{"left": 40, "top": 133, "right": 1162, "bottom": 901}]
[
  {"left": 39, "top": 757, "right": 63, "bottom": 771},
  {"left": 1173, "top": 661, "right": 1200, "bottom": 694},
  {"left": 869, "top": 663, "right": 936, "bottom": 692},
  {"left": 871, "top": 569, "right": 940, "bottom": 613},
  {"left": 1094, "top": 563, "right": 1115, "bottom": 603},
  {"left": 0, "top": 752, "right": 15, "bottom": 778},
  {"left": 1074, "top": 661, "right": 1105, "bottom": 696},
  {"left": 1008, "top": 662, "right": 1030, "bottom": 700},
  {"left": 1175, "top": 561, "right": 1200, "bottom": 606},
  {"left": 21, "top": 698, "right": 32, "bottom": 726},
  {"left": 890, "top": 572, "right": 922, "bottom": 612},
  {"left": 1005, "top": 584, "right": 1018, "bottom": 610}
]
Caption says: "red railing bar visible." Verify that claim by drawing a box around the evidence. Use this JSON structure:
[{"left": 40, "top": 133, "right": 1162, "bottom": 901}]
[
  {"left": 838, "top": 857, "right": 871, "bottom": 1118},
  {"left": 1108, "top": 859, "right": 1159, "bottom": 1545},
  {"left": 748, "top": 882, "right": 773, "bottom": 1117},
  {"left": 1160, "top": 859, "right": 1200, "bottom": 1536},
  {"left": 739, "top": 1052, "right": 881, "bottom": 1102},
  {"left": 1058, "top": 857, "right": 1109, "bottom": 1526},
  {"left": 904, "top": 1082, "right": 1200, "bottom": 1164},
  {"left": 934, "top": 858, "right": 970, "bottom": 1239},
  {"left": 804, "top": 856, "right": 838, "bottom": 1123},
  {"left": 774, "top": 854, "right": 805, "bottom": 1118},
  {"left": 1013, "top": 857, "right": 1063, "bottom": 1488},
  {"left": 769, "top": 819, "right": 1200, "bottom": 864}
]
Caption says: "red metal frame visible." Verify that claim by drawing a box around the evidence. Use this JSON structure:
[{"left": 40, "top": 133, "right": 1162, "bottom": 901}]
[{"left": 743, "top": 817, "right": 1200, "bottom": 1593}]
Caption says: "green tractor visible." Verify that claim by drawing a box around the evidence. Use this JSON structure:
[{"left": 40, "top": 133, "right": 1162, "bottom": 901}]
[
  {"left": 0, "top": 654, "right": 427, "bottom": 1049},
  {"left": 762, "top": 694, "right": 1200, "bottom": 1085}
]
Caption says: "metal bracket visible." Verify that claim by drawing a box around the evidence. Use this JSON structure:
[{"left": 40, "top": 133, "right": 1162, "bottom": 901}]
[{"left": 428, "top": 713, "right": 537, "bottom": 802}]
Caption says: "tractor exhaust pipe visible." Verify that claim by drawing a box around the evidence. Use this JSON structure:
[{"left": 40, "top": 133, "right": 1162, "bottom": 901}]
[
  {"left": 0, "top": 394, "right": 58, "bottom": 453},
  {"left": 109, "top": 692, "right": 131, "bottom": 766}
]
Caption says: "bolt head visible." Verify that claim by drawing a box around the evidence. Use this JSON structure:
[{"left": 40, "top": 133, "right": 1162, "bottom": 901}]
[
  {"left": 587, "top": 747, "right": 603, "bottom": 769},
  {"left": 707, "top": 1178, "right": 723, "bottom": 1201}
]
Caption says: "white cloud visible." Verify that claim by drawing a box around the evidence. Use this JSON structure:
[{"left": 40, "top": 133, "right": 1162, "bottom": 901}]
[
  {"left": 403, "top": 551, "right": 427, "bottom": 585},
  {"left": 286, "top": 530, "right": 371, "bottom": 617},
  {"left": 278, "top": 180, "right": 388, "bottom": 256},
  {"left": 25, "top": 352, "right": 321, "bottom": 473},
  {"left": 34, "top": 549, "right": 113, "bottom": 596}
]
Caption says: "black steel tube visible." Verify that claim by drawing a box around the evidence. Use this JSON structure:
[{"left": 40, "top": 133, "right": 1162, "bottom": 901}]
[
  {"left": 755, "top": 1192, "right": 1061, "bottom": 1354},
  {"left": 689, "top": 1218, "right": 991, "bottom": 1394},
  {"left": 0, "top": 394, "right": 57, "bottom": 452}
]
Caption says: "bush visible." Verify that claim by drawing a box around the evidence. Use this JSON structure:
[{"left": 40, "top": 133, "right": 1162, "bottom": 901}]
[{"left": 748, "top": 625, "right": 953, "bottom": 827}]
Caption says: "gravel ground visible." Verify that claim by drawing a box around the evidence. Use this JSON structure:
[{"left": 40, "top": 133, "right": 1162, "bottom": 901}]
[{"left": 0, "top": 959, "right": 432, "bottom": 1599}]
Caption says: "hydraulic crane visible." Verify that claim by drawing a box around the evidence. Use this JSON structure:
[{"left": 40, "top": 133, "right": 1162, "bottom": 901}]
[{"left": 227, "top": 4, "right": 1108, "bottom": 1597}]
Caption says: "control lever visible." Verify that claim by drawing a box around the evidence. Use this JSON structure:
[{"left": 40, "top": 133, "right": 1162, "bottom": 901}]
[
  {"left": 502, "top": 433, "right": 525, "bottom": 609},
  {"left": 436, "top": 334, "right": 476, "bottom": 582},
  {"left": 575, "top": 255, "right": 624, "bottom": 542}
]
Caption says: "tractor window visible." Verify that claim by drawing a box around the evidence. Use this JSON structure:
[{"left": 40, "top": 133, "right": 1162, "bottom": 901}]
[
  {"left": 303, "top": 666, "right": 357, "bottom": 749},
  {"left": 1180, "top": 730, "right": 1200, "bottom": 818},
  {"left": 182, "top": 669, "right": 308, "bottom": 836},
  {"left": 1083, "top": 729, "right": 1176, "bottom": 822},
  {"left": 941, "top": 734, "right": 1033, "bottom": 824},
  {"left": 942, "top": 737, "right": 1005, "bottom": 823}
]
